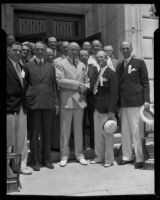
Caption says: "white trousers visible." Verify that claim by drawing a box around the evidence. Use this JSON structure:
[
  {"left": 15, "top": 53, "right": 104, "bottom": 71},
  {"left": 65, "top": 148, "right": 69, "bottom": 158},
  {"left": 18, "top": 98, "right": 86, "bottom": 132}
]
[
  {"left": 13, "top": 107, "right": 28, "bottom": 169},
  {"left": 120, "top": 107, "right": 144, "bottom": 162},
  {"left": 60, "top": 108, "right": 84, "bottom": 160},
  {"left": 94, "top": 110, "right": 114, "bottom": 164}
]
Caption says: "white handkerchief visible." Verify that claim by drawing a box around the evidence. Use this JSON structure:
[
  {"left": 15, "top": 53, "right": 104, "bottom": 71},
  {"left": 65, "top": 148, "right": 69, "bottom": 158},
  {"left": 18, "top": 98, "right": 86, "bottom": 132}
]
[
  {"left": 73, "top": 93, "right": 87, "bottom": 109},
  {"left": 131, "top": 68, "right": 137, "bottom": 72}
]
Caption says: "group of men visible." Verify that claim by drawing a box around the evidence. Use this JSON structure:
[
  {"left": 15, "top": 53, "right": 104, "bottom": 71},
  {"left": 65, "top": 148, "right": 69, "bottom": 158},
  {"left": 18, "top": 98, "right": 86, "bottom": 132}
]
[{"left": 7, "top": 33, "right": 151, "bottom": 179}]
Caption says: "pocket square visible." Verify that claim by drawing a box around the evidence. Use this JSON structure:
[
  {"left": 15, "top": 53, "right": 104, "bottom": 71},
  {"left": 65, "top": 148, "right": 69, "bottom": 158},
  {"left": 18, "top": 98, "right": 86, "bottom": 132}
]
[{"left": 131, "top": 68, "right": 137, "bottom": 72}]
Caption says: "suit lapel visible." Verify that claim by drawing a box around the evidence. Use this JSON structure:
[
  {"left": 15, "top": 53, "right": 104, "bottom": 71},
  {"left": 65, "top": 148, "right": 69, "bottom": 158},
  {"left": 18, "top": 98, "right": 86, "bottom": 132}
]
[
  {"left": 7, "top": 58, "right": 23, "bottom": 88},
  {"left": 119, "top": 58, "right": 133, "bottom": 83},
  {"left": 40, "top": 62, "right": 51, "bottom": 81}
]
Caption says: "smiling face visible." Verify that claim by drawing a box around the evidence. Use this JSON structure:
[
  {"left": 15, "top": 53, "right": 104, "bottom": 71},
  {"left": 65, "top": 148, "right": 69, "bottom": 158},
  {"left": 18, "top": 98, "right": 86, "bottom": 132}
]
[
  {"left": 79, "top": 50, "right": 89, "bottom": 65},
  {"left": 82, "top": 42, "right": 91, "bottom": 52},
  {"left": 120, "top": 41, "right": 132, "bottom": 59},
  {"left": 96, "top": 51, "right": 107, "bottom": 68},
  {"left": 48, "top": 37, "right": 57, "bottom": 50},
  {"left": 22, "top": 45, "right": 31, "bottom": 59}
]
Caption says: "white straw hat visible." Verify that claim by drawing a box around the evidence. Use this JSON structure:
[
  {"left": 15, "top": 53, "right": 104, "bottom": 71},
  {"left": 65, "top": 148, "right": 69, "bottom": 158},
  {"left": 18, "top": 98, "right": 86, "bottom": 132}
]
[
  {"left": 101, "top": 116, "right": 117, "bottom": 134},
  {"left": 140, "top": 105, "right": 154, "bottom": 125}
]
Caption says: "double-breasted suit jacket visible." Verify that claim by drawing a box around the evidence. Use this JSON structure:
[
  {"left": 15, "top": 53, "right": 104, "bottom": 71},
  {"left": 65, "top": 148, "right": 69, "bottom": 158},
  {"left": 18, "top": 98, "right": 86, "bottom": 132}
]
[
  {"left": 55, "top": 57, "right": 87, "bottom": 109},
  {"left": 55, "top": 57, "right": 87, "bottom": 159},
  {"left": 116, "top": 57, "right": 150, "bottom": 108},
  {"left": 24, "top": 58, "right": 59, "bottom": 164},
  {"left": 24, "top": 59, "right": 59, "bottom": 110}
]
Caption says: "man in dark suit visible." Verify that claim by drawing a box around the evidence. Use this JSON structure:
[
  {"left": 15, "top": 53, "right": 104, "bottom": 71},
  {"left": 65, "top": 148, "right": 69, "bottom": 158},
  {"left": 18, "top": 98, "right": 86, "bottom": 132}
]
[
  {"left": 116, "top": 41, "right": 150, "bottom": 169},
  {"left": 79, "top": 49, "right": 96, "bottom": 149},
  {"left": 7, "top": 41, "right": 32, "bottom": 176},
  {"left": 24, "top": 41, "right": 59, "bottom": 171},
  {"left": 89, "top": 51, "right": 118, "bottom": 167}
]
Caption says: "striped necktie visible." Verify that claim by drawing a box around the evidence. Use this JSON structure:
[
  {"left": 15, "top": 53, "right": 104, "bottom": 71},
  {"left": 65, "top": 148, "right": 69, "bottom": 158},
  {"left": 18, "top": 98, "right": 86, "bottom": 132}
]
[
  {"left": 15, "top": 63, "right": 23, "bottom": 86},
  {"left": 93, "top": 69, "right": 101, "bottom": 95}
]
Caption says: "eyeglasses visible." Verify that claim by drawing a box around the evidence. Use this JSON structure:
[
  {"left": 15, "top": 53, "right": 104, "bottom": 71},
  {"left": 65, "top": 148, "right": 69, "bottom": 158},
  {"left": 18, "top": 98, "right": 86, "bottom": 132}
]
[{"left": 121, "top": 48, "right": 131, "bottom": 51}]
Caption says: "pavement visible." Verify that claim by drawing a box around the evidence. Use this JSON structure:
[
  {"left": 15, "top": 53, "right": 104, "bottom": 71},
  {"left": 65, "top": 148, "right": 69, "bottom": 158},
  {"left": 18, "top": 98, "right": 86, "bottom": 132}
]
[{"left": 7, "top": 132, "right": 154, "bottom": 196}]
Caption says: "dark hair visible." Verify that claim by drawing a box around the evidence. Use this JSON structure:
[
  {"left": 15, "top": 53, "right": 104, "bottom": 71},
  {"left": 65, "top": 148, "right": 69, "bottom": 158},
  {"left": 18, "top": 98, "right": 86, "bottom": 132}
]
[{"left": 8, "top": 41, "right": 22, "bottom": 48}]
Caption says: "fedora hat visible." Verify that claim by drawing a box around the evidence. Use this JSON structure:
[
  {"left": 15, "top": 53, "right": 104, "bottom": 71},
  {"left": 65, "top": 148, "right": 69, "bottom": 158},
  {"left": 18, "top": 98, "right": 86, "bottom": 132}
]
[
  {"left": 101, "top": 116, "right": 117, "bottom": 134},
  {"left": 140, "top": 105, "right": 154, "bottom": 125}
]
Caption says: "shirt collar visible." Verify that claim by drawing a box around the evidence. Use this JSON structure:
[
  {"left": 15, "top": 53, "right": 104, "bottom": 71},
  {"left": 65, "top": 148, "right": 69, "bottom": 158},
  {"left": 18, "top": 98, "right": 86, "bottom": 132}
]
[
  {"left": 124, "top": 55, "right": 132, "bottom": 63},
  {"left": 8, "top": 57, "right": 17, "bottom": 68},
  {"left": 67, "top": 56, "right": 79, "bottom": 65},
  {"left": 34, "top": 56, "right": 44, "bottom": 64}
]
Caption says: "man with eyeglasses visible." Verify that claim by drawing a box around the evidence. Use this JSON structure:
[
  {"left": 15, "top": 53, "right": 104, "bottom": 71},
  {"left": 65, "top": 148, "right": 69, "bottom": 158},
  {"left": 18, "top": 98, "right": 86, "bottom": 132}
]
[
  {"left": 116, "top": 41, "right": 150, "bottom": 169},
  {"left": 104, "top": 45, "right": 119, "bottom": 71}
]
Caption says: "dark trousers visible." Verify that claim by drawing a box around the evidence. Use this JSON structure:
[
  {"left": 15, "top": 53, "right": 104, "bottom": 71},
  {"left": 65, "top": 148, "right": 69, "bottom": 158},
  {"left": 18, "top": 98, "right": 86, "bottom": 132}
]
[
  {"left": 51, "top": 113, "right": 60, "bottom": 150},
  {"left": 83, "top": 94, "right": 95, "bottom": 149},
  {"left": 29, "top": 109, "right": 54, "bottom": 164}
]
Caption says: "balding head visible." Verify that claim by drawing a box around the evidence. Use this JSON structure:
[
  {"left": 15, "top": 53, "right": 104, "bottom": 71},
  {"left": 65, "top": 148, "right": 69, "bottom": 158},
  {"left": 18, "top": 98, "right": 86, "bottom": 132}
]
[
  {"left": 45, "top": 47, "right": 54, "bottom": 63},
  {"left": 92, "top": 40, "right": 102, "bottom": 55},
  {"left": 120, "top": 41, "right": 133, "bottom": 59},
  {"left": 67, "top": 42, "right": 80, "bottom": 59}
]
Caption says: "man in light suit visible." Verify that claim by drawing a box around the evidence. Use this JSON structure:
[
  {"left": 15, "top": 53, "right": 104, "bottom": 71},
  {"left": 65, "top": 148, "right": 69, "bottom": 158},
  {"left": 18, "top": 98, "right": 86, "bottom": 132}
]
[
  {"left": 25, "top": 41, "right": 59, "bottom": 171},
  {"left": 7, "top": 41, "right": 32, "bottom": 175},
  {"left": 55, "top": 42, "right": 88, "bottom": 167},
  {"left": 116, "top": 41, "right": 150, "bottom": 169}
]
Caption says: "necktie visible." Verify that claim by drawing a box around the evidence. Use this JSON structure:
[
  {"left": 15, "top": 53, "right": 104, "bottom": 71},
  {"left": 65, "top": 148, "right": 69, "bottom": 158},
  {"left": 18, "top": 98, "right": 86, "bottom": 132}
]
[
  {"left": 93, "top": 69, "right": 101, "bottom": 95},
  {"left": 15, "top": 63, "right": 23, "bottom": 86},
  {"left": 73, "top": 59, "right": 77, "bottom": 67},
  {"left": 124, "top": 60, "right": 128, "bottom": 68},
  {"left": 39, "top": 60, "right": 42, "bottom": 71}
]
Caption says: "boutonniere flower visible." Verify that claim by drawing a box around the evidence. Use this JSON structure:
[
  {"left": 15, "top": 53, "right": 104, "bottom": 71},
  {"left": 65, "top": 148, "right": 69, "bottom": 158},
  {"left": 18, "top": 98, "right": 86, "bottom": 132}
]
[
  {"left": 21, "top": 69, "right": 25, "bottom": 78},
  {"left": 128, "top": 65, "right": 132, "bottom": 74}
]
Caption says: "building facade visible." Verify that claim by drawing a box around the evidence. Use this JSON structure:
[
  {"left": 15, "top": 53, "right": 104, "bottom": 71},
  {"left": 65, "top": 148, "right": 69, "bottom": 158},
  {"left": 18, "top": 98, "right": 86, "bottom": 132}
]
[{"left": 1, "top": 3, "right": 159, "bottom": 103}]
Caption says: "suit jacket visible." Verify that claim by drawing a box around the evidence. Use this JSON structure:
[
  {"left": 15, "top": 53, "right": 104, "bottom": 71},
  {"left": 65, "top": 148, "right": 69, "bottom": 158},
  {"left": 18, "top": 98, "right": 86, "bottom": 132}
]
[
  {"left": 116, "top": 57, "right": 150, "bottom": 108},
  {"left": 55, "top": 57, "right": 87, "bottom": 109},
  {"left": 7, "top": 57, "right": 27, "bottom": 114},
  {"left": 90, "top": 66, "right": 118, "bottom": 113},
  {"left": 24, "top": 59, "right": 59, "bottom": 110}
]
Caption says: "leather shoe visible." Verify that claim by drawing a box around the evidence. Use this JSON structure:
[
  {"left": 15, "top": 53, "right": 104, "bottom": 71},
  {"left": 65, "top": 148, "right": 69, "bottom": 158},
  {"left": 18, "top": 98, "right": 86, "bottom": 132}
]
[
  {"left": 32, "top": 164, "right": 40, "bottom": 171},
  {"left": 118, "top": 160, "right": 134, "bottom": 165},
  {"left": 20, "top": 167, "right": 32, "bottom": 175},
  {"left": 135, "top": 162, "right": 145, "bottom": 169},
  {"left": 78, "top": 158, "right": 88, "bottom": 165},
  {"left": 90, "top": 159, "right": 102, "bottom": 164},
  {"left": 43, "top": 162, "right": 54, "bottom": 169},
  {"left": 59, "top": 159, "right": 67, "bottom": 167},
  {"left": 104, "top": 163, "right": 113, "bottom": 168}
]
